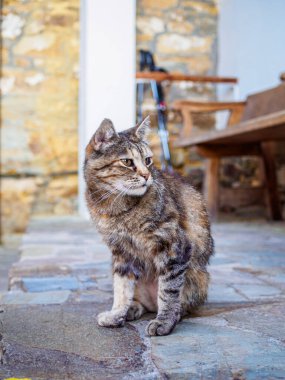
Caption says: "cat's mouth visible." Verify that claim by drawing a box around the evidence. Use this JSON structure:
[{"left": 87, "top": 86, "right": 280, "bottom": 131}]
[
  {"left": 131, "top": 184, "right": 146, "bottom": 189},
  {"left": 114, "top": 179, "right": 152, "bottom": 197},
  {"left": 124, "top": 183, "right": 148, "bottom": 196}
]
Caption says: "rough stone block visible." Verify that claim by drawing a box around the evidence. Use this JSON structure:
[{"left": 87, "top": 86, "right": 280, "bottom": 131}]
[
  {"left": 139, "top": 0, "right": 178, "bottom": 10},
  {"left": 22, "top": 276, "right": 80, "bottom": 292},
  {"left": 0, "top": 178, "right": 37, "bottom": 234},
  {"left": 232, "top": 283, "right": 282, "bottom": 300},
  {"left": 152, "top": 322, "right": 285, "bottom": 379},
  {"left": 0, "top": 290, "right": 70, "bottom": 304},
  {"left": 157, "top": 34, "right": 212, "bottom": 55}
]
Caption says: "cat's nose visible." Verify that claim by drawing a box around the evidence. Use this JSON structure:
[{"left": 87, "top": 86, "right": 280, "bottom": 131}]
[{"left": 141, "top": 172, "right": 150, "bottom": 181}]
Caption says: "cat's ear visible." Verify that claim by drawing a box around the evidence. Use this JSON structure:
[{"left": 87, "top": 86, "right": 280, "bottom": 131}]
[
  {"left": 91, "top": 119, "right": 117, "bottom": 150},
  {"left": 135, "top": 115, "right": 151, "bottom": 140}
]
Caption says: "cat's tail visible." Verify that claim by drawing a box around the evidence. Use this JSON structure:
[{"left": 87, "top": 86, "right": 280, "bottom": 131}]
[{"left": 181, "top": 268, "right": 210, "bottom": 316}]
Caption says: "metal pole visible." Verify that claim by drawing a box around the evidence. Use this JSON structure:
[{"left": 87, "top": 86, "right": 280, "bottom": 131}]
[
  {"left": 137, "top": 82, "right": 144, "bottom": 122},
  {"left": 150, "top": 80, "right": 172, "bottom": 171}
]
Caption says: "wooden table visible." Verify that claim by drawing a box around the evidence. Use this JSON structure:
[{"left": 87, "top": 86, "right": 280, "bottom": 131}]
[
  {"left": 136, "top": 72, "right": 238, "bottom": 84},
  {"left": 173, "top": 84, "right": 285, "bottom": 221}
]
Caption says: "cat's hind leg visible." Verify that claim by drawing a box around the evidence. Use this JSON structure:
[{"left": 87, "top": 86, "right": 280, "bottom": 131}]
[
  {"left": 134, "top": 279, "right": 158, "bottom": 312},
  {"left": 126, "top": 301, "right": 146, "bottom": 321},
  {"left": 126, "top": 279, "right": 158, "bottom": 321}
]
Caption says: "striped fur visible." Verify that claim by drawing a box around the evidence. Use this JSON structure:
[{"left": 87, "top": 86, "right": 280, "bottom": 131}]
[{"left": 84, "top": 118, "right": 214, "bottom": 336}]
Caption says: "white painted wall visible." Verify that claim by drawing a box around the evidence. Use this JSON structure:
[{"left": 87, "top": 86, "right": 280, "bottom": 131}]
[
  {"left": 79, "top": 0, "right": 136, "bottom": 215},
  {"left": 218, "top": 0, "right": 285, "bottom": 99}
]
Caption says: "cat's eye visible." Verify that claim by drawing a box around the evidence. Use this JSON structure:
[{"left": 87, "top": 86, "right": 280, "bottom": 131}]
[
  {"left": 145, "top": 157, "right": 153, "bottom": 166},
  {"left": 121, "top": 158, "right": 134, "bottom": 167}
]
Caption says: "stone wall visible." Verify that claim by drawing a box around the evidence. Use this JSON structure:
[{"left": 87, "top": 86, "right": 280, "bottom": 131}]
[
  {"left": 1, "top": 0, "right": 79, "bottom": 243},
  {"left": 137, "top": 0, "right": 217, "bottom": 75}
]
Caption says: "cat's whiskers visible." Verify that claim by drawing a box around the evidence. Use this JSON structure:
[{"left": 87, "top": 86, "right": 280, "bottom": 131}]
[
  {"left": 91, "top": 189, "right": 117, "bottom": 207},
  {"left": 109, "top": 183, "right": 134, "bottom": 214},
  {"left": 153, "top": 179, "right": 164, "bottom": 201},
  {"left": 89, "top": 187, "right": 112, "bottom": 199},
  {"left": 88, "top": 181, "right": 113, "bottom": 195},
  {"left": 110, "top": 187, "right": 129, "bottom": 211},
  {"left": 155, "top": 179, "right": 166, "bottom": 191},
  {"left": 89, "top": 188, "right": 108, "bottom": 197}
]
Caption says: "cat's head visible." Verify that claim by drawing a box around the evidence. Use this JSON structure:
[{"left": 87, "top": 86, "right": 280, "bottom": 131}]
[{"left": 84, "top": 116, "right": 154, "bottom": 197}]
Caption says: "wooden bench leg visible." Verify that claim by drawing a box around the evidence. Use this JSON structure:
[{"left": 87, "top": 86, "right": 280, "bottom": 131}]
[
  {"left": 260, "top": 141, "right": 283, "bottom": 220},
  {"left": 204, "top": 158, "right": 220, "bottom": 221}
]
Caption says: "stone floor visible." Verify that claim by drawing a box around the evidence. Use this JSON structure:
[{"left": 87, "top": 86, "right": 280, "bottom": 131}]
[
  {"left": 0, "top": 216, "right": 285, "bottom": 379},
  {"left": 0, "top": 247, "right": 19, "bottom": 292}
]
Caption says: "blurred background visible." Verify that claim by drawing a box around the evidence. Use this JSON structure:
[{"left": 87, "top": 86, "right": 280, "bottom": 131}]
[{"left": 1, "top": 0, "right": 285, "bottom": 246}]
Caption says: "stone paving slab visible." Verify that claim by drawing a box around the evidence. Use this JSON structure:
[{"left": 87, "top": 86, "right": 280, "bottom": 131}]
[
  {"left": 0, "top": 216, "right": 285, "bottom": 379},
  {"left": 0, "top": 248, "right": 19, "bottom": 291},
  {"left": 0, "top": 303, "right": 158, "bottom": 380},
  {"left": 150, "top": 300, "right": 285, "bottom": 379},
  {"left": 151, "top": 319, "right": 284, "bottom": 379},
  {"left": 0, "top": 290, "right": 71, "bottom": 305}
]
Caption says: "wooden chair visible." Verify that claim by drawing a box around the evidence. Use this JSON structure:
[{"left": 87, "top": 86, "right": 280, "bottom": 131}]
[{"left": 173, "top": 83, "right": 285, "bottom": 220}]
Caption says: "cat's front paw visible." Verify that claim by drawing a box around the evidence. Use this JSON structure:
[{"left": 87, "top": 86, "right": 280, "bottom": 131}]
[
  {"left": 146, "top": 318, "right": 176, "bottom": 336},
  {"left": 97, "top": 311, "right": 125, "bottom": 327}
]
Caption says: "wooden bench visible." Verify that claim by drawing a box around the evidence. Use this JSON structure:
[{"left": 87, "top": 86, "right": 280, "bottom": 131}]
[{"left": 173, "top": 83, "right": 285, "bottom": 220}]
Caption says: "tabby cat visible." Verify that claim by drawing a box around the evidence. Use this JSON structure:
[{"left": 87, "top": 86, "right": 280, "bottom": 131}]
[{"left": 84, "top": 116, "right": 214, "bottom": 336}]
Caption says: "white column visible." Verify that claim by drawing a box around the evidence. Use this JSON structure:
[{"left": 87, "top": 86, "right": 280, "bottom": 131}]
[{"left": 79, "top": 0, "right": 136, "bottom": 216}]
